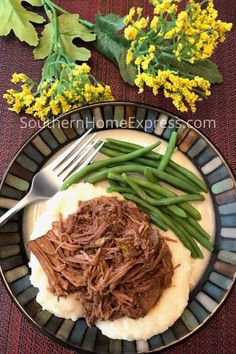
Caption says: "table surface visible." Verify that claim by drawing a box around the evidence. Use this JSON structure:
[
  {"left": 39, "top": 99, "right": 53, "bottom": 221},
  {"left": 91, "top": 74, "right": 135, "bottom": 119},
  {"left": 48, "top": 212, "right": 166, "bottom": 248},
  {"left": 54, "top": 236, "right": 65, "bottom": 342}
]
[{"left": 0, "top": 1, "right": 236, "bottom": 353}]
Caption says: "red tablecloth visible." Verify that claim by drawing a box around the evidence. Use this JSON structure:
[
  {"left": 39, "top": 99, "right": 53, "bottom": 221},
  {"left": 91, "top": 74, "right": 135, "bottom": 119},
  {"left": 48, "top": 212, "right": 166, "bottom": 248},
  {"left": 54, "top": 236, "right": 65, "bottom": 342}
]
[{"left": 0, "top": 1, "right": 236, "bottom": 353}]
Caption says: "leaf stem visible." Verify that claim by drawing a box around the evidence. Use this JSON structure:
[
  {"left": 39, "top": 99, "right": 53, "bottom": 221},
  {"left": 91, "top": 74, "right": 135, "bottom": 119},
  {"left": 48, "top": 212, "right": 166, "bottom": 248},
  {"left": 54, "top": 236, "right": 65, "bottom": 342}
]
[
  {"left": 46, "top": 0, "right": 68, "bottom": 14},
  {"left": 79, "top": 18, "right": 94, "bottom": 29}
]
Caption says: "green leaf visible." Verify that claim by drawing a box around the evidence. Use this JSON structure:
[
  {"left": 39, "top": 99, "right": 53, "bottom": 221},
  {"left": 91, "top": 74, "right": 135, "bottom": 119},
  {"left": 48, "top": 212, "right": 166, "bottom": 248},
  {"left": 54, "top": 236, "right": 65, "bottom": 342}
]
[
  {"left": 158, "top": 53, "right": 223, "bottom": 84},
  {"left": 117, "top": 49, "right": 137, "bottom": 85},
  {"left": 0, "top": 0, "right": 45, "bottom": 46},
  {"left": 34, "top": 13, "right": 96, "bottom": 61},
  {"left": 92, "top": 13, "right": 137, "bottom": 86}
]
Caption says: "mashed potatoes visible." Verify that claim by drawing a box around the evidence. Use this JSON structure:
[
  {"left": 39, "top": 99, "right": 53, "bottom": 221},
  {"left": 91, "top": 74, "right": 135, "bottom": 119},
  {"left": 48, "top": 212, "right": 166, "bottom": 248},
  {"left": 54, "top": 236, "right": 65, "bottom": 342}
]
[{"left": 29, "top": 183, "right": 192, "bottom": 340}]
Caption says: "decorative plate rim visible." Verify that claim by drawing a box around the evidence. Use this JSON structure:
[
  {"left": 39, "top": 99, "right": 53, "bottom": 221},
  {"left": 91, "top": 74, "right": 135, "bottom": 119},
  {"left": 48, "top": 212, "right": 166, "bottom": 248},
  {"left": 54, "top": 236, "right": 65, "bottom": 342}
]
[{"left": 0, "top": 100, "right": 235, "bottom": 354}]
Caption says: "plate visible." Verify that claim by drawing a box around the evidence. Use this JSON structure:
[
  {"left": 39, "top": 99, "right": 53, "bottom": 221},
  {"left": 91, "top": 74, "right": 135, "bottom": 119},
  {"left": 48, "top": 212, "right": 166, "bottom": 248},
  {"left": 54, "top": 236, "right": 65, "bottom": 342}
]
[{"left": 0, "top": 101, "right": 236, "bottom": 353}]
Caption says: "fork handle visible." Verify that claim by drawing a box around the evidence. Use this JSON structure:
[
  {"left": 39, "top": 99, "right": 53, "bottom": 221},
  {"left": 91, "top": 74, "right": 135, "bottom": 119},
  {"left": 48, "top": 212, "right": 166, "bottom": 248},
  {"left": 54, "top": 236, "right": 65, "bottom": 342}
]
[{"left": 0, "top": 192, "right": 38, "bottom": 227}]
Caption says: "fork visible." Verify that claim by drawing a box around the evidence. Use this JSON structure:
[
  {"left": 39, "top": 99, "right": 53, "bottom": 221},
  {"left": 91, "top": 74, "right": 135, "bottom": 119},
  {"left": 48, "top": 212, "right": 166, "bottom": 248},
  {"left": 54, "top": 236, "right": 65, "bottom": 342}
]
[{"left": 0, "top": 129, "right": 104, "bottom": 227}]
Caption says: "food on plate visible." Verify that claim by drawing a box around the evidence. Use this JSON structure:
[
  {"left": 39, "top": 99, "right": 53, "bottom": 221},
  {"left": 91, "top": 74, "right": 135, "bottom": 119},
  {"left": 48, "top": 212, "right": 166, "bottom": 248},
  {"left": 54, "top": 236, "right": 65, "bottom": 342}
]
[
  {"left": 28, "top": 183, "right": 192, "bottom": 340},
  {"left": 27, "top": 132, "right": 214, "bottom": 340},
  {"left": 60, "top": 133, "right": 213, "bottom": 258},
  {"left": 28, "top": 196, "right": 174, "bottom": 326}
]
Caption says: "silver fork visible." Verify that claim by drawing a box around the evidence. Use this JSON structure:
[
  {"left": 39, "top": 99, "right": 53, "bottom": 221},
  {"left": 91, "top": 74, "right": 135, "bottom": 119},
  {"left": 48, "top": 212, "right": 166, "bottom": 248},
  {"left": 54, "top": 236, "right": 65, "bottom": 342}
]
[{"left": 0, "top": 129, "right": 104, "bottom": 227}]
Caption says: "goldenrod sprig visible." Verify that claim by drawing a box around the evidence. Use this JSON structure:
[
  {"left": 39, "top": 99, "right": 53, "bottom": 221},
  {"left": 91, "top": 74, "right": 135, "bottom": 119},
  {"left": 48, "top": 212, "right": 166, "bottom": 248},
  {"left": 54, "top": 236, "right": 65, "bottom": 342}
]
[
  {"left": 124, "top": 0, "right": 232, "bottom": 112},
  {"left": 3, "top": 0, "right": 114, "bottom": 121}
]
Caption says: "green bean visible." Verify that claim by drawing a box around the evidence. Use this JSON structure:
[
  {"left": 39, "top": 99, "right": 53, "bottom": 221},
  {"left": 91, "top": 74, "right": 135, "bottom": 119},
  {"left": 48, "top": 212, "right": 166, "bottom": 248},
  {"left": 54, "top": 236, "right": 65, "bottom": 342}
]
[
  {"left": 168, "top": 218, "right": 203, "bottom": 259},
  {"left": 107, "top": 181, "right": 200, "bottom": 253},
  {"left": 142, "top": 187, "right": 167, "bottom": 200},
  {"left": 147, "top": 192, "right": 204, "bottom": 205},
  {"left": 166, "top": 166, "right": 200, "bottom": 188},
  {"left": 101, "top": 145, "right": 199, "bottom": 189},
  {"left": 144, "top": 166, "right": 199, "bottom": 190},
  {"left": 100, "top": 146, "right": 158, "bottom": 168},
  {"left": 170, "top": 213, "right": 213, "bottom": 252},
  {"left": 106, "top": 185, "right": 134, "bottom": 194},
  {"left": 106, "top": 139, "right": 157, "bottom": 153},
  {"left": 158, "top": 132, "right": 177, "bottom": 171},
  {"left": 60, "top": 140, "right": 161, "bottom": 190},
  {"left": 105, "top": 141, "right": 162, "bottom": 160},
  {"left": 141, "top": 187, "right": 194, "bottom": 221},
  {"left": 122, "top": 172, "right": 201, "bottom": 207},
  {"left": 86, "top": 166, "right": 201, "bottom": 220},
  {"left": 122, "top": 193, "right": 201, "bottom": 258},
  {"left": 102, "top": 145, "right": 200, "bottom": 193},
  {"left": 86, "top": 163, "right": 198, "bottom": 193},
  {"left": 122, "top": 173, "right": 151, "bottom": 200},
  {"left": 179, "top": 202, "right": 201, "bottom": 221},
  {"left": 188, "top": 217, "right": 211, "bottom": 240},
  {"left": 108, "top": 172, "right": 187, "bottom": 218},
  {"left": 85, "top": 164, "right": 144, "bottom": 184},
  {"left": 134, "top": 174, "right": 201, "bottom": 220},
  {"left": 151, "top": 170, "right": 198, "bottom": 193},
  {"left": 106, "top": 139, "right": 208, "bottom": 192},
  {"left": 144, "top": 167, "right": 156, "bottom": 183},
  {"left": 169, "top": 162, "right": 208, "bottom": 193},
  {"left": 123, "top": 172, "right": 188, "bottom": 218},
  {"left": 107, "top": 179, "right": 120, "bottom": 187},
  {"left": 147, "top": 213, "right": 169, "bottom": 231}
]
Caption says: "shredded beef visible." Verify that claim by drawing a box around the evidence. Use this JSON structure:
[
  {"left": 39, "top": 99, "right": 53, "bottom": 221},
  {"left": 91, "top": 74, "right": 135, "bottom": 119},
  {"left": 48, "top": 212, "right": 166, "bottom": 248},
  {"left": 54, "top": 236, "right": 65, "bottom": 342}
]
[{"left": 28, "top": 196, "right": 174, "bottom": 326}]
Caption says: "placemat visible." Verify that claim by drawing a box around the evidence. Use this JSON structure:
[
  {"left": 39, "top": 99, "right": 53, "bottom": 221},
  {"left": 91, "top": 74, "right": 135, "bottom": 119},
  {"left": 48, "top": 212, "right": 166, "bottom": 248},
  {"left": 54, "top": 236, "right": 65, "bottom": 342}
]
[{"left": 0, "top": 1, "right": 235, "bottom": 353}]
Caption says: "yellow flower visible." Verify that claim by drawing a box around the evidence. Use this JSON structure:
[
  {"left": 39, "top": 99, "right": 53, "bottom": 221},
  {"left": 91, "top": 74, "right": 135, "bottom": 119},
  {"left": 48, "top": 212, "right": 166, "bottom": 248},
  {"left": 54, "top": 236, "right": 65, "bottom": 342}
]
[
  {"left": 138, "top": 36, "right": 148, "bottom": 43},
  {"left": 34, "top": 96, "right": 47, "bottom": 111},
  {"left": 96, "top": 83, "right": 106, "bottom": 95},
  {"left": 134, "top": 68, "right": 211, "bottom": 112},
  {"left": 153, "top": 0, "right": 178, "bottom": 16},
  {"left": 195, "top": 76, "right": 211, "bottom": 94},
  {"left": 150, "top": 16, "right": 159, "bottom": 31},
  {"left": 141, "top": 53, "right": 154, "bottom": 70},
  {"left": 73, "top": 63, "right": 90, "bottom": 75},
  {"left": 124, "top": 7, "right": 135, "bottom": 25},
  {"left": 188, "top": 37, "right": 195, "bottom": 45},
  {"left": 46, "top": 80, "right": 59, "bottom": 97},
  {"left": 23, "top": 94, "right": 35, "bottom": 106},
  {"left": 21, "top": 84, "right": 32, "bottom": 96},
  {"left": 137, "top": 7, "right": 143, "bottom": 16},
  {"left": 11, "top": 73, "right": 28, "bottom": 84},
  {"left": 135, "top": 57, "right": 142, "bottom": 66},
  {"left": 134, "top": 17, "right": 149, "bottom": 30},
  {"left": 35, "top": 107, "right": 51, "bottom": 121},
  {"left": 9, "top": 95, "right": 22, "bottom": 113},
  {"left": 148, "top": 45, "right": 156, "bottom": 54},
  {"left": 170, "top": 0, "right": 232, "bottom": 62},
  {"left": 4, "top": 64, "right": 114, "bottom": 121},
  {"left": 57, "top": 95, "right": 71, "bottom": 113},
  {"left": 164, "top": 28, "right": 176, "bottom": 39},
  {"left": 135, "top": 74, "right": 144, "bottom": 93},
  {"left": 50, "top": 100, "right": 61, "bottom": 116},
  {"left": 124, "top": 25, "right": 138, "bottom": 40},
  {"left": 126, "top": 48, "right": 133, "bottom": 64},
  {"left": 174, "top": 43, "right": 183, "bottom": 60},
  {"left": 3, "top": 93, "right": 15, "bottom": 104},
  {"left": 103, "top": 85, "right": 114, "bottom": 101},
  {"left": 41, "top": 81, "right": 49, "bottom": 89},
  {"left": 25, "top": 107, "right": 35, "bottom": 115},
  {"left": 141, "top": 73, "right": 155, "bottom": 88},
  {"left": 63, "top": 91, "right": 73, "bottom": 100}
]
